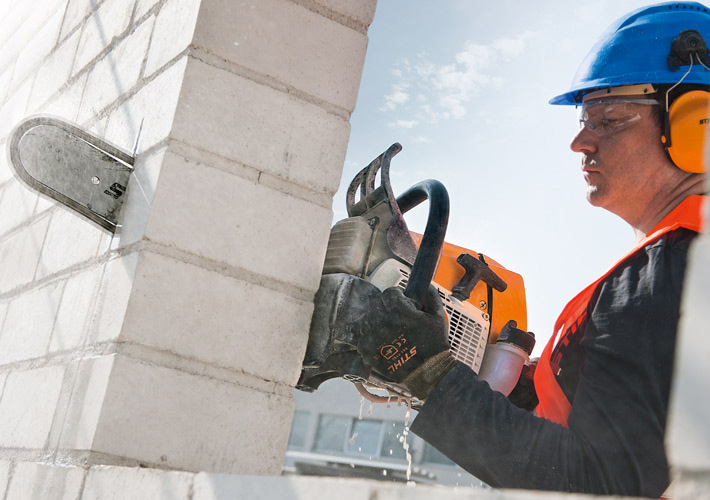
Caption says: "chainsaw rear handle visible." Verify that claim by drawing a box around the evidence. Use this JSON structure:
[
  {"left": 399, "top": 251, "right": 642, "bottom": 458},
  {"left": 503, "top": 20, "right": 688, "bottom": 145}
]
[{"left": 396, "top": 179, "right": 450, "bottom": 307}]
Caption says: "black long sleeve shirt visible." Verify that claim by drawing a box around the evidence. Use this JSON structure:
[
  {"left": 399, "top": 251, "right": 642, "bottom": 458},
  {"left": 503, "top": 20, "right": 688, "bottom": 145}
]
[{"left": 411, "top": 228, "right": 696, "bottom": 497}]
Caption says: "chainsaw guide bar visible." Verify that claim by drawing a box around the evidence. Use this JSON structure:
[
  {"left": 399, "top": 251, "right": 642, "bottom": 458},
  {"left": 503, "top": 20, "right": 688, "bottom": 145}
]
[{"left": 7, "top": 115, "right": 134, "bottom": 232}]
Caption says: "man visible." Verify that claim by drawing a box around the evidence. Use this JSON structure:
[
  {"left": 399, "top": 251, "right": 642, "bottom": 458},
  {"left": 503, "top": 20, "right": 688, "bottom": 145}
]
[{"left": 357, "top": 2, "right": 708, "bottom": 497}]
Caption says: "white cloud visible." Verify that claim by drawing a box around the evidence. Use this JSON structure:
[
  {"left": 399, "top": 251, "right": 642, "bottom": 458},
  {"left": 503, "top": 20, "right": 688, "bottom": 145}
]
[
  {"left": 380, "top": 83, "right": 411, "bottom": 111},
  {"left": 380, "top": 30, "right": 537, "bottom": 127},
  {"left": 387, "top": 119, "right": 419, "bottom": 129}
]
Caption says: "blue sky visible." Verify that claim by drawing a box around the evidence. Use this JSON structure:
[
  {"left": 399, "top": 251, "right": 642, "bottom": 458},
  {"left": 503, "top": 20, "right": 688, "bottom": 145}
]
[{"left": 335, "top": 1, "right": 705, "bottom": 354}]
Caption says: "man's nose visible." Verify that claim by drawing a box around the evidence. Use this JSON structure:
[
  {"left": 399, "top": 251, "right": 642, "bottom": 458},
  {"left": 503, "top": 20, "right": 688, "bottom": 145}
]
[{"left": 570, "top": 126, "right": 598, "bottom": 154}]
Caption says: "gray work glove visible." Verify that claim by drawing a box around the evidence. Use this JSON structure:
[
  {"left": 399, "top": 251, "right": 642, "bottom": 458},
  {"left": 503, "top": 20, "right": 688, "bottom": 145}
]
[{"left": 357, "top": 285, "right": 457, "bottom": 400}]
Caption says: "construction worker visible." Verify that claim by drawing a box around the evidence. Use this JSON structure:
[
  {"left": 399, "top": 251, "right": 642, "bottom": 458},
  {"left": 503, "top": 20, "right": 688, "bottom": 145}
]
[{"left": 357, "top": 2, "right": 708, "bottom": 496}]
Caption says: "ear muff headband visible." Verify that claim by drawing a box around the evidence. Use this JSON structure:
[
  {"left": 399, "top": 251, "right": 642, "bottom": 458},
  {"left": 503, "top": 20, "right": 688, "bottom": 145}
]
[{"left": 663, "top": 90, "right": 710, "bottom": 173}]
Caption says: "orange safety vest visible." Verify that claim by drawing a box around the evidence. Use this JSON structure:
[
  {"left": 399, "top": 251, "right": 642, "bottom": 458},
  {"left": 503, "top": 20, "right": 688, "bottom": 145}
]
[{"left": 535, "top": 195, "right": 707, "bottom": 427}]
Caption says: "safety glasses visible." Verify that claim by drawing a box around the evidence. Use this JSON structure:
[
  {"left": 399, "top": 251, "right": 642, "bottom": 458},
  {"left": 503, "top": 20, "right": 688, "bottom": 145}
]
[{"left": 577, "top": 99, "right": 660, "bottom": 137}]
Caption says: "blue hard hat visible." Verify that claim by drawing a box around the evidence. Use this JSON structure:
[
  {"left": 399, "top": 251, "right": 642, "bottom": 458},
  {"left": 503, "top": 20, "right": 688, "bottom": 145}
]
[{"left": 550, "top": 2, "right": 710, "bottom": 105}]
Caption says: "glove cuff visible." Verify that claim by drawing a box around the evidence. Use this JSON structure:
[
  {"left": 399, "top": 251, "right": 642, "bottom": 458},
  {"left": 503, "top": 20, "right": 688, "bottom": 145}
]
[{"left": 402, "top": 351, "right": 458, "bottom": 401}]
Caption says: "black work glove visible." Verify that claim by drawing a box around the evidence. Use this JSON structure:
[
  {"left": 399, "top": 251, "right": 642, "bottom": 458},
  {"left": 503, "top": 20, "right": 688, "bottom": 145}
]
[
  {"left": 507, "top": 358, "right": 539, "bottom": 411},
  {"left": 357, "top": 285, "right": 456, "bottom": 399}
]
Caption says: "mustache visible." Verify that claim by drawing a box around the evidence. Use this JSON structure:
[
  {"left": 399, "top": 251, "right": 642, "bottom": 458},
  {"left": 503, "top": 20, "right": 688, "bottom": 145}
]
[{"left": 582, "top": 157, "right": 598, "bottom": 168}]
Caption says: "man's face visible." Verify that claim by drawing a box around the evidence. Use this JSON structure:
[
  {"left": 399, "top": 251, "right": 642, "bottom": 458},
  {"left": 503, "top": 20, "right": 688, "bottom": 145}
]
[{"left": 570, "top": 99, "right": 678, "bottom": 220}]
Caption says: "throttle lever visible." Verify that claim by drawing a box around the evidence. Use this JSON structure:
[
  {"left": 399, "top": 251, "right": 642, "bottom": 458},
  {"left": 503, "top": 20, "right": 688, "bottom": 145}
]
[{"left": 451, "top": 253, "right": 507, "bottom": 302}]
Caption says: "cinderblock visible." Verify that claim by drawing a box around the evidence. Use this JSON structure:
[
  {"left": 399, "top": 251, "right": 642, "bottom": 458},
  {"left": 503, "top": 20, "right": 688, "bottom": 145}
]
[
  {"left": 668, "top": 234, "right": 710, "bottom": 469},
  {"left": 669, "top": 471, "right": 710, "bottom": 500},
  {"left": 194, "top": 0, "right": 368, "bottom": 112},
  {"left": 78, "top": 16, "right": 155, "bottom": 123},
  {"left": 5, "top": 462, "right": 85, "bottom": 500},
  {"left": 56, "top": 355, "right": 115, "bottom": 450},
  {"left": 73, "top": 0, "right": 135, "bottom": 75},
  {"left": 0, "top": 78, "right": 31, "bottom": 142},
  {"left": 50, "top": 266, "right": 104, "bottom": 353},
  {"left": 92, "top": 355, "right": 294, "bottom": 473},
  {"left": 172, "top": 58, "right": 350, "bottom": 196},
  {"left": 191, "top": 474, "right": 369, "bottom": 500},
  {"left": 0, "top": 0, "right": 65, "bottom": 76},
  {"left": 37, "top": 71, "right": 87, "bottom": 122},
  {"left": 0, "top": 139, "right": 12, "bottom": 185},
  {"left": 35, "top": 207, "right": 104, "bottom": 280},
  {"left": 312, "top": 0, "right": 377, "bottom": 27},
  {"left": 0, "top": 215, "right": 50, "bottom": 292},
  {"left": 144, "top": 0, "right": 200, "bottom": 76},
  {"left": 144, "top": 150, "right": 333, "bottom": 293},
  {"left": 8, "top": 7, "right": 64, "bottom": 94},
  {"left": 0, "top": 460, "right": 9, "bottom": 497},
  {"left": 120, "top": 250, "right": 311, "bottom": 384},
  {"left": 28, "top": 29, "right": 81, "bottom": 110},
  {"left": 92, "top": 252, "right": 140, "bottom": 344},
  {"left": 0, "top": 302, "right": 8, "bottom": 338},
  {"left": 0, "top": 67, "right": 12, "bottom": 108},
  {"left": 0, "top": 365, "right": 66, "bottom": 448},
  {"left": 134, "top": 0, "right": 162, "bottom": 22},
  {"left": 82, "top": 465, "right": 193, "bottom": 500},
  {"left": 0, "top": 281, "right": 63, "bottom": 364},
  {"left": 104, "top": 56, "right": 187, "bottom": 154},
  {"left": 59, "top": 0, "right": 91, "bottom": 42},
  {"left": 0, "top": 179, "right": 38, "bottom": 237}
]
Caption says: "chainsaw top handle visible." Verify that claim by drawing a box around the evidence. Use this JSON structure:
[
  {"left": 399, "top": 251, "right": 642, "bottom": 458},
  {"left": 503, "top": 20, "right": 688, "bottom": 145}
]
[{"left": 396, "top": 179, "right": 449, "bottom": 307}]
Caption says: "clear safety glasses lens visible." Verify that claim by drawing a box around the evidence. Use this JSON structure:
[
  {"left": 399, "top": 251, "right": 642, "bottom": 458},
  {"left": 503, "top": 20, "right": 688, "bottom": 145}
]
[{"left": 577, "top": 99, "right": 660, "bottom": 137}]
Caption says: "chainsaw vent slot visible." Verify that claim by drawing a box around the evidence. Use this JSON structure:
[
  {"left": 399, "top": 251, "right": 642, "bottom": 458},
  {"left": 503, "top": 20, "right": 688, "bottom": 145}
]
[
  {"left": 394, "top": 268, "right": 488, "bottom": 374},
  {"left": 445, "top": 306, "right": 485, "bottom": 371}
]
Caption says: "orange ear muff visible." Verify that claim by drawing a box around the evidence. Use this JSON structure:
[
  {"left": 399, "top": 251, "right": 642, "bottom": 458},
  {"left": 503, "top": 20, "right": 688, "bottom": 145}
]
[{"left": 665, "top": 90, "right": 710, "bottom": 173}]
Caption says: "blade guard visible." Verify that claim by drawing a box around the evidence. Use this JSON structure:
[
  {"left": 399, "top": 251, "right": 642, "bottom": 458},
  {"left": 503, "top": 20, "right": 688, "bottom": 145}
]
[{"left": 7, "top": 115, "right": 134, "bottom": 232}]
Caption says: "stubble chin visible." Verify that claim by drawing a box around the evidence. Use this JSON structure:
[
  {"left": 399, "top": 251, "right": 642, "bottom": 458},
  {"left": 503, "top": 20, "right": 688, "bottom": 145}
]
[{"left": 586, "top": 185, "right": 603, "bottom": 206}]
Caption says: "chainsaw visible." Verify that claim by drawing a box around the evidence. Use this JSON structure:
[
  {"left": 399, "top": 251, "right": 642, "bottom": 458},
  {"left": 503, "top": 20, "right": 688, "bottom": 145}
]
[{"left": 297, "top": 143, "right": 534, "bottom": 406}]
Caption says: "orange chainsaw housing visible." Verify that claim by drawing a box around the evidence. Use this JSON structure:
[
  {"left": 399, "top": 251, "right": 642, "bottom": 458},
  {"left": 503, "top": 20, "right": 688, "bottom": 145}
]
[{"left": 410, "top": 233, "right": 527, "bottom": 342}]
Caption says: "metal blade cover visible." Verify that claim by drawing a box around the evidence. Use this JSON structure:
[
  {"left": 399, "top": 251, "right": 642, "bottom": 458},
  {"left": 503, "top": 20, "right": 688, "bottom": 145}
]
[{"left": 7, "top": 115, "right": 134, "bottom": 232}]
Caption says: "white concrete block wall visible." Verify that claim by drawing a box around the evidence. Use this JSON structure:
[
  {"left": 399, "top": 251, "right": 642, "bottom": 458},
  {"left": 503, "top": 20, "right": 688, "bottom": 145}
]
[
  {"left": 0, "top": 469, "right": 645, "bottom": 500},
  {"left": 192, "top": 0, "right": 367, "bottom": 112},
  {"left": 170, "top": 58, "right": 351, "bottom": 196},
  {"left": 81, "top": 466, "right": 193, "bottom": 500},
  {"left": 0, "top": 0, "right": 209, "bottom": 477},
  {"left": 118, "top": 251, "right": 312, "bottom": 383},
  {"left": 4, "top": 462, "right": 85, "bottom": 500},
  {"left": 0, "top": 366, "right": 66, "bottom": 449},
  {"left": 91, "top": 356, "right": 295, "bottom": 472},
  {"left": 0, "top": 0, "right": 379, "bottom": 488}
]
